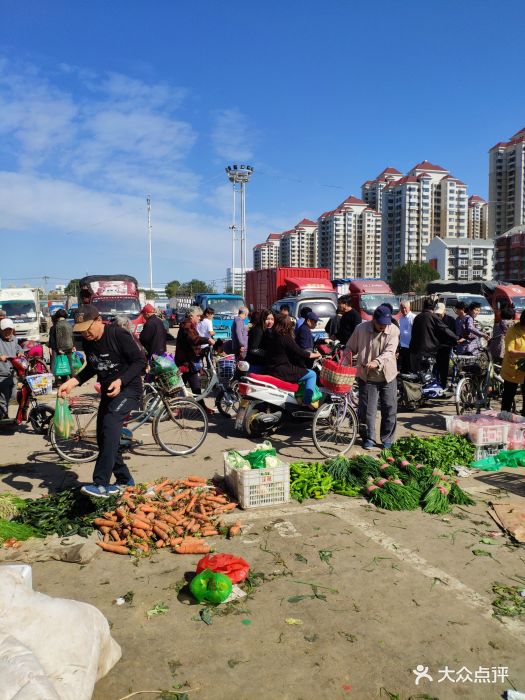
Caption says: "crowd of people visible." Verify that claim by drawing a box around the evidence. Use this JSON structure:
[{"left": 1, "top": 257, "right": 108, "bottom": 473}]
[{"left": 4, "top": 292, "right": 525, "bottom": 497}]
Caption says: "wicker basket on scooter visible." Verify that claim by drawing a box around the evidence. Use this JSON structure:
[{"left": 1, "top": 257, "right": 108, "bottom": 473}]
[{"left": 319, "top": 354, "right": 357, "bottom": 394}]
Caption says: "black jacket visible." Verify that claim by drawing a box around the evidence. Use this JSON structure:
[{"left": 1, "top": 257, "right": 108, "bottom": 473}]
[
  {"left": 262, "top": 332, "right": 311, "bottom": 383},
  {"left": 337, "top": 309, "right": 362, "bottom": 345},
  {"left": 409, "top": 310, "right": 458, "bottom": 356},
  {"left": 246, "top": 325, "right": 267, "bottom": 366},
  {"left": 140, "top": 315, "right": 167, "bottom": 359}
]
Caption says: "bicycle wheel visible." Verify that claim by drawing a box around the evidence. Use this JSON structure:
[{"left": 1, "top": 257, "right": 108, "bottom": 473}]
[
  {"left": 49, "top": 402, "right": 99, "bottom": 462},
  {"left": 455, "top": 376, "right": 479, "bottom": 415},
  {"left": 153, "top": 397, "right": 208, "bottom": 456},
  {"left": 29, "top": 405, "right": 54, "bottom": 435},
  {"left": 312, "top": 400, "right": 358, "bottom": 457},
  {"left": 215, "top": 382, "right": 240, "bottom": 418},
  {"left": 141, "top": 382, "right": 158, "bottom": 413}
]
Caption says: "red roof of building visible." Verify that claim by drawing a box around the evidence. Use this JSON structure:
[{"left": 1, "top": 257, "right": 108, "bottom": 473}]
[
  {"left": 339, "top": 195, "right": 366, "bottom": 207},
  {"left": 454, "top": 179, "right": 466, "bottom": 186},
  {"left": 512, "top": 127, "right": 525, "bottom": 139},
  {"left": 412, "top": 160, "right": 447, "bottom": 172},
  {"left": 469, "top": 195, "right": 486, "bottom": 204},
  {"left": 362, "top": 180, "right": 373, "bottom": 187},
  {"left": 267, "top": 233, "right": 282, "bottom": 241},
  {"left": 417, "top": 172, "right": 431, "bottom": 178},
  {"left": 489, "top": 141, "right": 507, "bottom": 150},
  {"left": 381, "top": 167, "right": 402, "bottom": 175},
  {"left": 295, "top": 218, "right": 317, "bottom": 227}
]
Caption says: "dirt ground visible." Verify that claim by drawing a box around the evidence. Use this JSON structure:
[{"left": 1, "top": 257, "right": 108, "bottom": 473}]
[{"left": 1, "top": 379, "right": 525, "bottom": 700}]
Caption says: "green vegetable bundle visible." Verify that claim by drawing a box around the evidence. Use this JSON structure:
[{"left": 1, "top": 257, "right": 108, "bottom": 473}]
[
  {"left": 0, "top": 520, "right": 39, "bottom": 543},
  {"left": 384, "top": 434, "right": 475, "bottom": 474},
  {"left": 16, "top": 489, "right": 118, "bottom": 538}
]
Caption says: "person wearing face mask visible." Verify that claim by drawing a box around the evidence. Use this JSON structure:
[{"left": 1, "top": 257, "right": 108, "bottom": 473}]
[
  {"left": 347, "top": 305, "right": 400, "bottom": 450},
  {"left": 58, "top": 305, "right": 147, "bottom": 498},
  {"left": 0, "top": 319, "right": 24, "bottom": 419}
]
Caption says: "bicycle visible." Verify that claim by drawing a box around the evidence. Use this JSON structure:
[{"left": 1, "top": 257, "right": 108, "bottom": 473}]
[
  {"left": 49, "top": 372, "right": 208, "bottom": 463},
  {"left": 189, "top": 347, "right": 242, "bottom": 417},
  {"left": 453, "top": 349, "right": 493, "bottom": 415}
]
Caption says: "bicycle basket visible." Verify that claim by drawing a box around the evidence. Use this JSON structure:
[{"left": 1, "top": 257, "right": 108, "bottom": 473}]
[
  {"left": 26, "top": 373, "right": 54, "bottom": 397},
  {"left": 319, "top": 354, "right": 357, "bottom": 394},
  {"left": 218, "top": 357, "right": 236, "bottom": 387},
  {"left": 154, "top": 369, "right": 182, "bottom": 395}
]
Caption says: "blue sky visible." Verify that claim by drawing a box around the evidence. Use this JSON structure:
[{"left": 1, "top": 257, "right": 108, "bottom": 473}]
[{"left": 1, "top": 0, "right": 524, "bottom": 291}]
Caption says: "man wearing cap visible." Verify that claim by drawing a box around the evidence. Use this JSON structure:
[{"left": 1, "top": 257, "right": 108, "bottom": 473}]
[
  {"left": 295, "top": 311, "right": 320, "bottom": 352},
  {"left": 139, "top": 304, "right": 167, "bottom": 361},
  {"left": 58, "top": 305, "right": 146, "bottom": 498},
  {"left": 347, "top": 305, "right": 400, "bottom": 450},
  {"left": 0, "top": 319, "right": 24, "bottom": 419},
  {"left": 409, "top": 299, "right": 457, "bottom": 373}
]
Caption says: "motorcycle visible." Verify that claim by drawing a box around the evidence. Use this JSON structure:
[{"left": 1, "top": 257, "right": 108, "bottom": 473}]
[
  {"left": 397, "top": 356, "right": 445, "bottom": 410},
  {"left": 234, "top": 341, "right": 358, "bottom": 457},
  {"left": 8, "top": 357, "right": 55, "bottom": 433}
]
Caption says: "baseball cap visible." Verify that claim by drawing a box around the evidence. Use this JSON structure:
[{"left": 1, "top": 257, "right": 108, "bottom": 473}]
[
  {"left": 74, "top": 304, "right": 100, "bottom": 331},
  {"left": 0, "top": 318, "right": 14, "bottom": 331},
  {"left": 142, "top": 303, "right": 155, "bottom": 314},
  {"left": 434, "top": 302, "right": 446, "bottom": 315},
  {"left": 306, "top": 311, "right": 320, "bottom": 323},
  {"left": 373, "top": 304, "right": 392, "bottom": 325}
]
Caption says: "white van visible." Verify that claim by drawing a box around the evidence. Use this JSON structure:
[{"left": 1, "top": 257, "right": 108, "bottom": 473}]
[
  {"left": 438, "top": 293, "right": 494, "bottom": 333},
  {"left": 0, "top": 288, "right": 40, "bottom": 341}
]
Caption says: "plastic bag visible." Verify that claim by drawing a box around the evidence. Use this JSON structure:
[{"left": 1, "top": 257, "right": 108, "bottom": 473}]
[
  {"left": 245, "top": 447, "right": 277, "bottom": 469},
  {"left": 189, "top": 569, "right": 233, "bottom": 604},
  {"left": 53, "top": 354, "right": 71, "bottom": 377},
  {"left": 71, "top": 352, "right": 84, "bottom": 371},
  {"left": 295, "top": 382, "right": 323, "bottom": 404},
  {"left": 53, "top": 398, "right": 75, "bottom": 439},
  {"left": 150, "top": 354, "right": 176, "bottom": 375},
  {"left": 196, "top": 553, "right": 250, "bottom": 584}
]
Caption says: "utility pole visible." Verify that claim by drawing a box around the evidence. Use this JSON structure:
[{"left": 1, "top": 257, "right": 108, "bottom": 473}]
[{"left": 147, "top": 195, "right": 153, "bottom": 290}]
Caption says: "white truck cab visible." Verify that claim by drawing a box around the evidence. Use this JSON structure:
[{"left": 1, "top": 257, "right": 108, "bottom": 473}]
[
  {"left": 272, "top": 295, "right": 337, "bottom": 339},
  {"left": 0, "top": 288, "right": 40, "bottom": 341}
]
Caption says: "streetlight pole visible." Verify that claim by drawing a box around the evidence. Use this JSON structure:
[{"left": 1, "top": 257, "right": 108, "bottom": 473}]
[
  {"left": 226, "top": 165, "right": 254, "bottom": 297},
  {"left": 147, "top": 195, "right": 153, "bottom": 290}
]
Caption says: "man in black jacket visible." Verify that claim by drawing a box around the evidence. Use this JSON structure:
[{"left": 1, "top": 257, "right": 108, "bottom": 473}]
[
  {"left": 337, "top": 295, "right": 362, "bottom": 345},
  {"left": 59, "top": 305, "right": 146, "bottom": 498},
  {"left": 409, "top": 299, "right": 457, "bottom": 373},
  {"left": 139, "top": 304, "right": 167, "bottom": 361}
]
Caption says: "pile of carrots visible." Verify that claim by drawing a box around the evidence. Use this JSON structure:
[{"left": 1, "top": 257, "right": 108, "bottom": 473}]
[{"left": 93, "top": 476, "right": 241, "bottom": 556}]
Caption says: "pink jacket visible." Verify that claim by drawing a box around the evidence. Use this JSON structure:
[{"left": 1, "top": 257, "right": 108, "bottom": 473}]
[{"left": 346, "top": 321, "right": 399, "bottom": 383}]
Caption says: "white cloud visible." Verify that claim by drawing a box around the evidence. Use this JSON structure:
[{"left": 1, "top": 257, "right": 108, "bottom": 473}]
[{"left": 211, "top": 108, "right": 254, "bottom": 161}]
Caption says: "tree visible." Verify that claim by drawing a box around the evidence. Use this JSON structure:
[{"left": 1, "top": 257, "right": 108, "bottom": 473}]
[
  {"left": 390, "top": 262, "right": 439, "bottom": 296},
  {"left": 64, "top": 279, "right": 81, "bottom": 296},
  {"left": 165, "top": 280, "right": 181, "bottom": 298},
  {"left": 139, "top": 288, "right": 157, "bottom": 300},
  {"left": 178, "top": 279, "right": 214, "bottom": 295}
]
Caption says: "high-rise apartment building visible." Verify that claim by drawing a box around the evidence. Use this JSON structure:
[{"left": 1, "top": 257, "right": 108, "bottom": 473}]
[
  {"left": 279, "top": 219, "right": 317, "bottom": 268},
  {"left": 488, "top": 127, "right": 525, "bottom": 237},
  {"left": 226, "top": 267, "right": 253, "bottom": 292},
  {"left": 380, "top": 160, "right": 468, "bottom": 279},
  {"left": 467, "top": 195, "right": 489, "bottom": 239},
  {"left": 361, "top": 167, "right": 402, "bottom": 212},
  {"left": 317, "top": 196, "right": 382, "bottom": 279},
  {"left": 253, "top": 233, "right": 281, "bottom": 270}
]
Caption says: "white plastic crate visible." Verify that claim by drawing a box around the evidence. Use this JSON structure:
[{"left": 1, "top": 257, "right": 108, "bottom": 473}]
[
  {"left": 467, "top": 422, "right": 509, "bottom": 446},
  {"left": 223, "top": 450, "right": 290, "bottom": 509},
  {"left": 473, "top": 443, "right": 506, "bottom": 461},
  {"left": 26, "top": 373, "right": 54, "bottom": 396}
]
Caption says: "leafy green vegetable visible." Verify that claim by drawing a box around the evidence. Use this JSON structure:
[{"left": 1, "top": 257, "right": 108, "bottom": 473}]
[
  {"left": 0, "top": 494, "right": 27, "bottom": 520},
  {"left": 16, "top": 489, "right": 119, "bottom": 537},
  {"left": 0, "top": 519, "right": 39, "bottom": 542},
  {"left": 384, "top": 435, "right": 474, "bottom": 473}
]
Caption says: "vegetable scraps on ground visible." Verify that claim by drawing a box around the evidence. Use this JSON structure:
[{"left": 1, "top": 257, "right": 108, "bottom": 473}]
[{"left": 90, "top": 477, "right": 241, "bottom": 555}]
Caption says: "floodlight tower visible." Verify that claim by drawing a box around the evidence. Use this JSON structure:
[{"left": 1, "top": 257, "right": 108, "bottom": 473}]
[{"left": 225, "top": 164, "right": 254, "bottom": 296}]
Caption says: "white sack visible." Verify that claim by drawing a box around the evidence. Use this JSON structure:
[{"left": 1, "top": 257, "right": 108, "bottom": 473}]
[{"left": 0, "top": 565, "right": 121, "bottom": 700}]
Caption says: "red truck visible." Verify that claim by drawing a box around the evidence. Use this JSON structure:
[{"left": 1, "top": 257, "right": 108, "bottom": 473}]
[
  {"left": 78, "top": 275, "right": 143, "bottom": 335},
  {"left": 245, "top": 268, "right": 337, "bottom": 335},
  {"left": 331, "top": 278, "right": 400, "bottom": 320}
]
